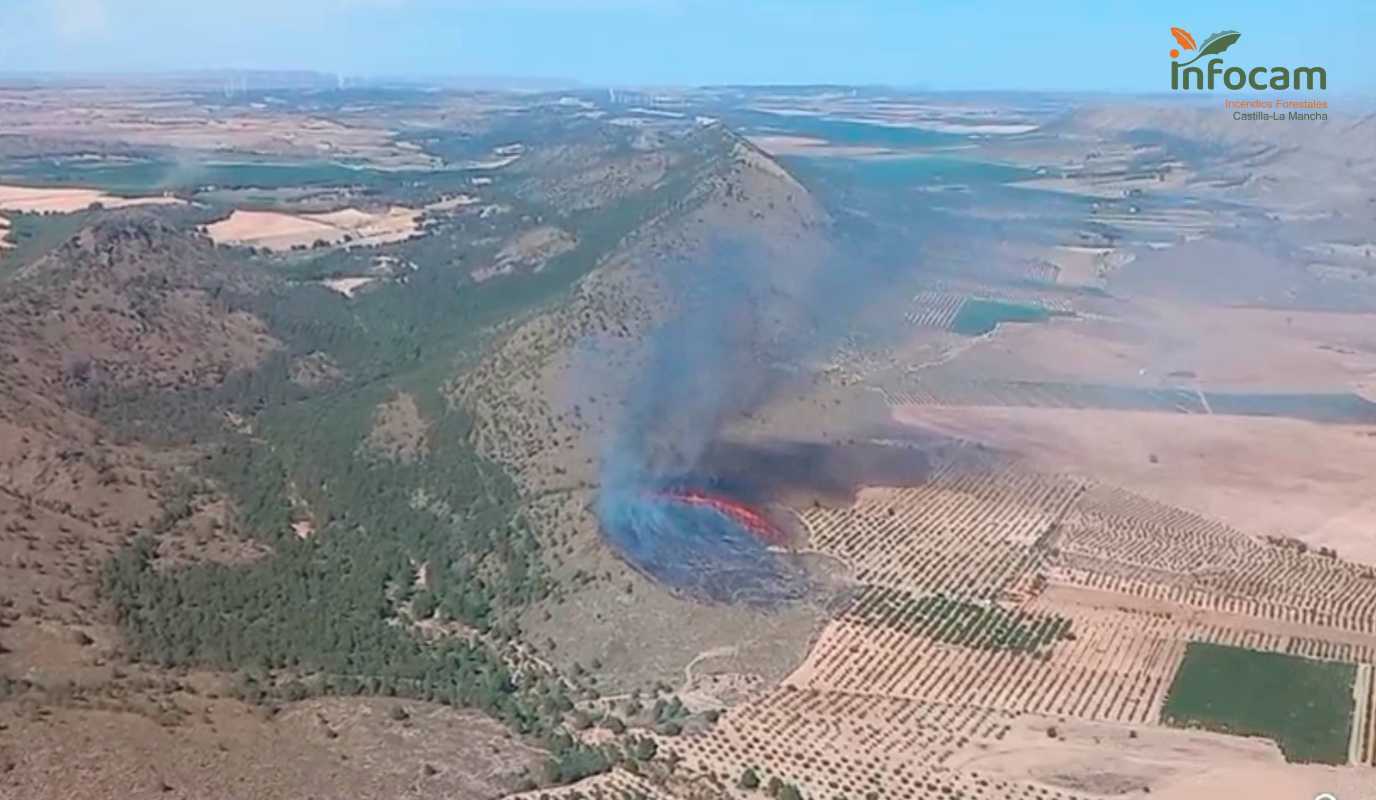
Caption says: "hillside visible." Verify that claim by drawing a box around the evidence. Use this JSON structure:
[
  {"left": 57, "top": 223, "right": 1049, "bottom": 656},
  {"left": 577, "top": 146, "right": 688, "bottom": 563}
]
[
  {"left": 1054, "top": 105, "right": 1376, "bottom": 212},
  {"left": 0, "top": 216, "right": 280, "bottom": 689},
  {"left": 0, "top": 109, "right": 835, "bottom": 799},
  {"left": 452, "top": 124, "right": 836, "bottom": 688}
]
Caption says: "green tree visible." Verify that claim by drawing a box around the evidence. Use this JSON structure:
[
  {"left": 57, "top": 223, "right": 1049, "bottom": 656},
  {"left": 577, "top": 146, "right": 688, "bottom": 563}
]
[{"left": 631, "top": 737, "right": 657, "bottom": 761}]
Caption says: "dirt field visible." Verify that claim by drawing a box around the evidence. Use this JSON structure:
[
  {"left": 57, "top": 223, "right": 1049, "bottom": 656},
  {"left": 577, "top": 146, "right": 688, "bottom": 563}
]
[
  {"left": 896, "top": 298, "right": 1376, "bottom": 394},
  {"left": 894, "top": 406, "right": 1376, "bottom": 563},
  {"left": 0, "top": 184, "right": 182, "bottom": 214},
  {"left": 1138, "top": 303, "right": 1376, "bottom": 391},
  {"left": 203, "top": 206, "right": 422, "bottom": 251},
  {"left": 946, "top": 713, "right": 1371, "bottom": 800}
]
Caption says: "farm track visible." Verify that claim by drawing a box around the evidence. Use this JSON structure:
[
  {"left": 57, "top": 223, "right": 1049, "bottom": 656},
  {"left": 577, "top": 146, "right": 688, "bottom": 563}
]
[{"left": 1351, "top": 664, "right": 1373, "bottom": 766}]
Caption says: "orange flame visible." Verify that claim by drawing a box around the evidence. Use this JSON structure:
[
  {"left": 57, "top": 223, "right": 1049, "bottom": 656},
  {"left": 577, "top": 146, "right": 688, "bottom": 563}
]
[{"left": 659, "top": 490, "right": 789, "bottom": 546}]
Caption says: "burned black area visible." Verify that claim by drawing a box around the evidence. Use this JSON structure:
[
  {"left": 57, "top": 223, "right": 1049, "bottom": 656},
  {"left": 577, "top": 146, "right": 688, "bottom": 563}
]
[
  {"left": 592, "top": 233, "right": 987, "bottom": 604},
  {"left": 691, "top": 431, "right": 996, "bottom": 507},
  {"left": 596, "top": 486, "right": 809, "bottom": 605},
  {"left": 596, "top": 431, "right": 995, "bottom": 604}
]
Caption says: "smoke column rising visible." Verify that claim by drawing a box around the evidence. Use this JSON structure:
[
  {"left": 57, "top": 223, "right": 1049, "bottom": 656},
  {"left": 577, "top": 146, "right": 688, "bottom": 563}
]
[
  {"left": 593, "top": 238, "right": 810, "bottom": 602},
  {"left": 593, "top": 228, "right": 916, "bottom": 602}
]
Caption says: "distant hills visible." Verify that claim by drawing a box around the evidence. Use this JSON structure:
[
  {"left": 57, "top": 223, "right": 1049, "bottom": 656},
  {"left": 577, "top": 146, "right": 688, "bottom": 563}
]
[{"left": 0, "top": 69, "right": 580, "bottom": 92}]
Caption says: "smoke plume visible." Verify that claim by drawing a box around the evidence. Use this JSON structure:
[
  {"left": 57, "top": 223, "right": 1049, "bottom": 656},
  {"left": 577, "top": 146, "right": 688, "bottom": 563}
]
[{"left": 594, "top": 233, "right": 921, "bottom": 603}]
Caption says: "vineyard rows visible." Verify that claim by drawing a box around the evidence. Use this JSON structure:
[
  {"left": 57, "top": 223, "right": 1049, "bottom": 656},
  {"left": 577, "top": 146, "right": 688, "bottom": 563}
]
[
  {"left": 800, "top": 469, "right": 1084, "bottom": 596},
  {"left": 906, "top": 292, "right": 968, "bottom": 329},
  {"left": 1052, "top": 487, "right": 1376, "bottom": 635},
  {"left": 661, "top": 687, "right": 1087, "bottom": 800},
  {"left": 791, "top": 608, "right": 1184, "bottom": 725},
  {"left": 796, "top": 470, "right": 1376, "bottom": 752},
  {"left": 915, "top": 279, "right": 1079, "bottom": 313}
]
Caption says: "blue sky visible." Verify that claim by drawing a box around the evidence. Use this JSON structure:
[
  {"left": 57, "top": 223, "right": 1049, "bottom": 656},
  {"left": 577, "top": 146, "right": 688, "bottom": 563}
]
[{"left": 3, "top": 0, "right": 1371, "bottom": 91}]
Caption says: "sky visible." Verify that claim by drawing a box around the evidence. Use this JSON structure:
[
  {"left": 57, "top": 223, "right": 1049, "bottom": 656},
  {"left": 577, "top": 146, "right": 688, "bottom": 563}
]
[{"left": 2, "top": 0, "right": 1372, "bottom": 92}]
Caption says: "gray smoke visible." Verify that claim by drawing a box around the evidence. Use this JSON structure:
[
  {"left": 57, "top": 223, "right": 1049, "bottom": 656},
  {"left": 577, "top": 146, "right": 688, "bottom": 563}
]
[{"left": 590, "top": 231, "right": 912, "bottom": 600}]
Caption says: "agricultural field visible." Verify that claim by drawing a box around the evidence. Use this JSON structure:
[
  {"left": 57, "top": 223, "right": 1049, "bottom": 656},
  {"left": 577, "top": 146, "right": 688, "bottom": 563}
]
[
  {"left": 885, "top": 379, "right": 1376, "bottom": 424},
  {"left": 890, "top": 406, "right": 1376, "bottom": 563},
  {"left": 203, "top": 206, "right": 424, "bottom": 251},
  {"left": 905, "top": 291, "right": 969, "bottom": 329},
  {"left": 651, "top": 441, "right": 1376, "bottom": 795},
  {"left": 660, "top": 687, "right": 1070, "bottom": 800},
  {"left": 906, "top": 293, "right": 1071, "bottom": 336},
  {"left": 1161, "top": 643, "right": 1356, "bottom": 764},
  {"left": 948, "top": 299, "right": 1053, "bottom": 337}
]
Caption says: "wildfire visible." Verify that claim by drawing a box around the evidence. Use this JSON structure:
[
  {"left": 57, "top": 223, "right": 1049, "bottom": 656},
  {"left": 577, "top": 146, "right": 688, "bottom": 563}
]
[{"left": 656, "top": 489, "right": 789, "bottom": 546}]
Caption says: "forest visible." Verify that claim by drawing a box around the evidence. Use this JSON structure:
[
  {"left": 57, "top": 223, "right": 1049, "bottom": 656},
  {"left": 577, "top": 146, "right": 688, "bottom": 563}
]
[{"left": 91, "top": 118, "right": 742, "bottom": 787}]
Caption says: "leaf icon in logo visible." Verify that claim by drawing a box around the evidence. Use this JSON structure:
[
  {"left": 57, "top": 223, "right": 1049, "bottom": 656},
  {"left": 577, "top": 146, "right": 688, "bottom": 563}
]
[
  {"left": 1198, "top": 30, "right": 1241, "bottom": 55},
  {"left": 1170, "top": 27, "right": 1197, "bottom": 50},
  {"left": 1178, "top": 30, "right": 1242, "bottom": 66}
]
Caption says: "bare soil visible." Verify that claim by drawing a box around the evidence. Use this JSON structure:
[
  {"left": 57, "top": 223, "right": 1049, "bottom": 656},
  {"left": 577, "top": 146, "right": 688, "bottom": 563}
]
[
  {"left": 0, "top": 184, "right": 182, "bottom": 214},
  {"left": 0, "top": 695, "right": 540, "bottom": 800},
  {"left": 895, "top": 406, "right": 1376, "bottom": 563},
  {"left": 204, "top": 207, "right": 423, "bottom": 252},
  {"left": 364, "top": 392, "right": 431, "bottom": 464}
]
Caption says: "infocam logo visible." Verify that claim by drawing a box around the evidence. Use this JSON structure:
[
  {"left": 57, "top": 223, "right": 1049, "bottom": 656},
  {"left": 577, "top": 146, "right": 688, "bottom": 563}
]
[{"left": 1169, "top": 27, "right": 1326, "bottom": 91}]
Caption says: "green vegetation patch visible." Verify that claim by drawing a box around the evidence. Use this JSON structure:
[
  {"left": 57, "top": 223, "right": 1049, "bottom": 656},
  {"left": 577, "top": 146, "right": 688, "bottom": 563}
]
[
  {"left": 1161, "top": 642, "right": 1355, "bottom": 764},
  {"left": 949, "top": 298, "right": 1052, "bottom": 336},
  {"left": 0, "top": 211, "right": 96, "bottom": 278},
  {"left": 851, "top": 588, "right": 1072, "bottom": 654}
]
